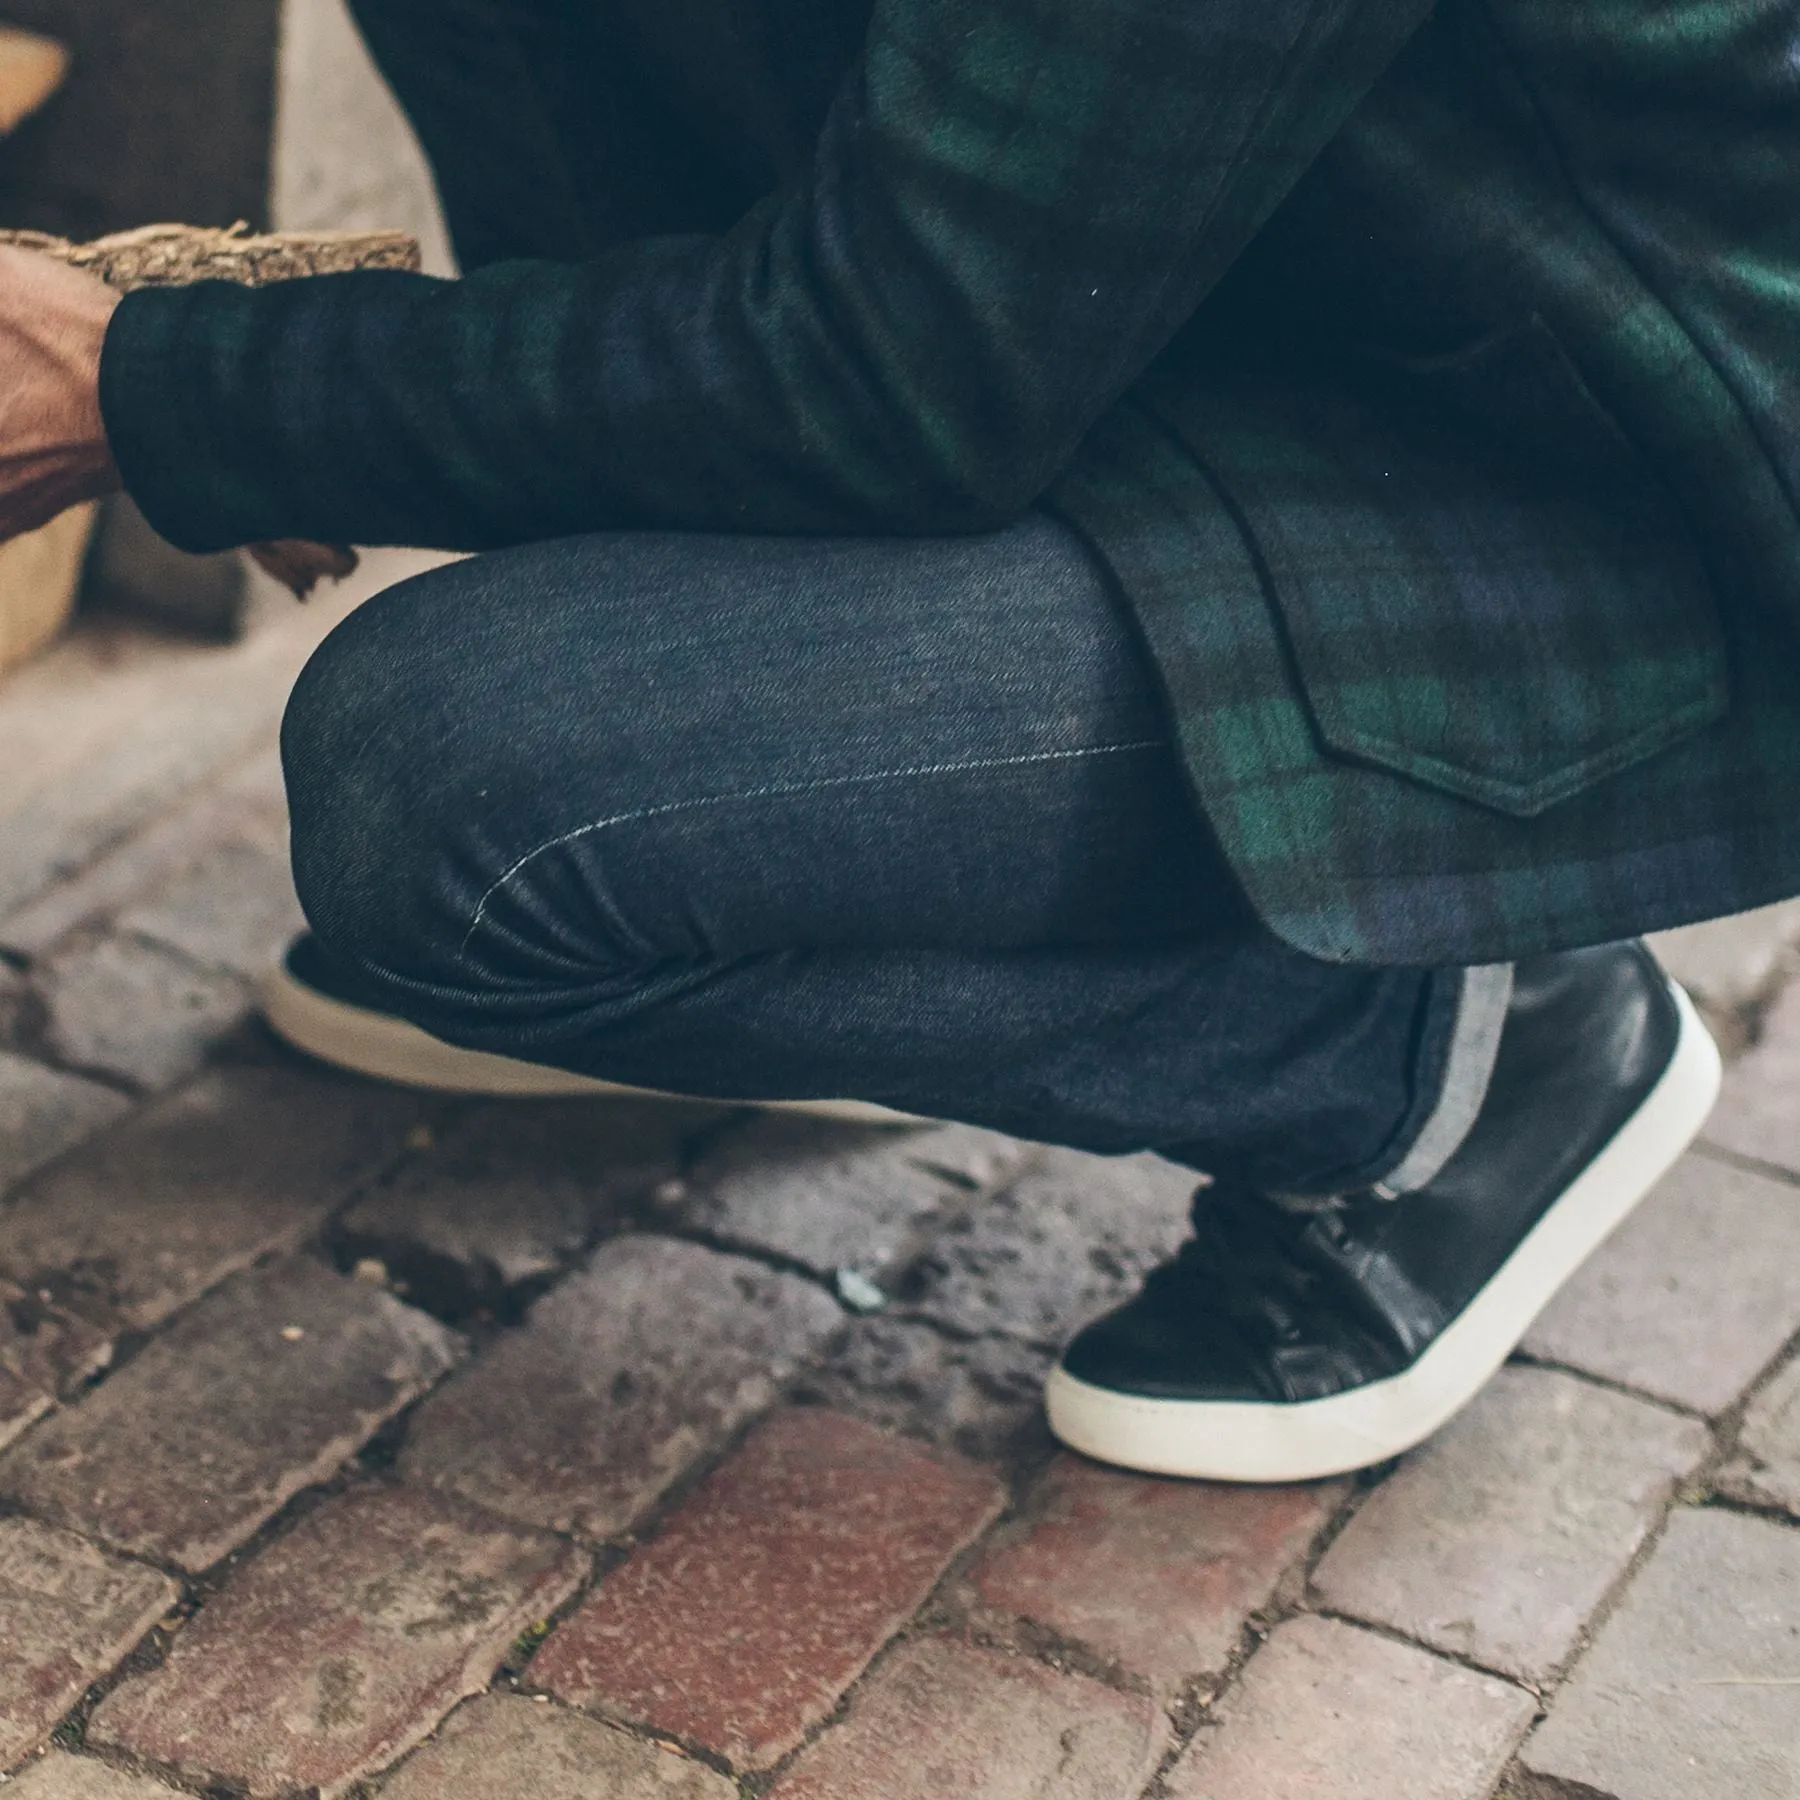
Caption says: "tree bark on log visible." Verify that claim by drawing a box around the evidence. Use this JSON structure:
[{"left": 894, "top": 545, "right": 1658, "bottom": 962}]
[{"left": 0, "top": 224, "right": 423, "bottom": 597}]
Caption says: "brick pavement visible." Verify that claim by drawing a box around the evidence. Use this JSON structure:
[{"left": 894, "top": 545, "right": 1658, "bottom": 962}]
[{"left": 0, "top": 587, "right": 1798, "bottom": 1798}]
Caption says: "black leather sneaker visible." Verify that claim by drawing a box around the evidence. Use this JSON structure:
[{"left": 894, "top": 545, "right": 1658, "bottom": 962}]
[{"left": 1045, "top": 943, "right": 1720, "bottom": 1483}]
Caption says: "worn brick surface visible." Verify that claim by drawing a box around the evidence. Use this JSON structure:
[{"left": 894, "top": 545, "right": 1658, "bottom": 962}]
[
  {"left": 36, "top": 934, "right": 251, "bottom": 1091},
  {"left": 0, "top": 1516, "right": 177, "bottom": 1770},
  {"left": 1312, "top": 1366, "right": 1709, "bottom": 1681},
  {"left": 0, "top": 1259, "right": 461, "bottom": 1572},
  {"left": 0, "top": 1276, "right": 111, "bottom": 1451},
  {"left": 1718, "top": 1351, "right": 1800, "bottom": 1517},
  {"left": 0, "top": 556, "right": 435, "bottom": 925},
  {"left": 0, "top": 746, "right": 286, "bottom": 962},
  {"left": 0, "top": 1051, "right": 128, "bottom": 1199},
  {"left": 380, "top": 1694, "right": 737, "bottom": 1800},
  {"left": 1523, "top": 1152, "right": 1800, "bottom": 1414},
  {"left": 403, "top": 1235, "right": 841, "bottom": 1537},
  {"left": 965, "top": 1456, "right": 1345, "bottom": 1690},
  {"left": 903, "top": 1148, "right": 1192, "bottom": 1345},
  {"left": 772, "top": 1635, "right": 1168, "bottom": 1800},
  {"left": 340, "top": 1098, "right": 710, "bottom": 1306},
  {"left": 535, "top": 1409, "right": 1004, "bottom": 1769},
  {"left": 1706, "top": 976, "right": 1800, "bottom": 1172},
  {"left": 0, "top": 1065, "right": 431, "bottom": 1335},
  {"left": 668, "top": 1116, "right": 1028, "bottom": 1278},
  {"left": 119, "top": 837, "right": 303, "bottom": 982},
  {"left": 89, "top": 1485, "right": 587, "bottom": 1800},
  {"left": 5, "top": 1753, "right": 188, "bottom": 1797},
  {"left": 1522, "top": 1508, "right": 1800, "bottom": 1800},
  {"left": 797, "top": 1314, "right": 1056, "bottom": 1464},
  {"left": 1651, "top": 903, "right": 1800, "bottom": 1040},
  {"left": 1166, "top": 1616, "right": 1534, "bottom": 1800}
]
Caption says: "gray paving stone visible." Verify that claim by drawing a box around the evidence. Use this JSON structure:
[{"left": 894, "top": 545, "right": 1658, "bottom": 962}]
[
  {"left": 771, "top": 1635, "right": 1169, "bottom": 1800},
  {"left": 0, "top": 1064, "right": 434, "bottom": 1335},
  {"left": 4, "top": 1753, "right": 188, "bottom": 1797},
  {"left": 667, "top": 1116, "right": 1029, "bottom": 1281},
  {"left": 0, "top": 1275, "right": 111, "bottom": 1452},
  {"left": 341, "top": 1097, "right": 711, "bottom": 1306},
  {"left": 1651, "top": 902, "right": 1800, "bottom": 1037},
  {"left": 0, "top": 1258, "right": 461, "bottom": 1573},
  {"left": 36, "top": 933, "right": 251, "bottom": 1091},
  {"left": 89, "top": 1485, "right": 587, "bottom": 1800},
  {"left": 1166, "top": 1616, "right": 1535, "bottom": 1800},
  {"left": 1718, "top": 1352, "right": 1800, "bottom": 1517},
  {"left": 401, "top": 1235, "right": 841, "bottom": 1537},
  {"left": 378, "top": 1694, "right": 737, "bottom": 1799},
  {"left": 0, "top": 1051, "right": 129, "bottom": 1199},
  {"left": 0, "top": 596, "right": 346, "bottom": 923},
  {"left": 0, "top": 1516, "right": 177, "bottom": 1770},
  {"left": 120, "top": 834, "right": 304, "bottom": 982},
  {"left": 1705, "top": 976, "right": 1800, "bottom": 1173},
  {"left": 1312, "top": 1366, "right": 1710, "bottom": 1681},
  {"left": 901, "top": 1147, "right": 1193, "bottom": 1345},
  {"left": 0, "top": 745, "right": 286, "bottom": 962},
  {"left": 1522, "top": 1507, "right": 1800, "bottom": 1800},
  {"left": 1523, "top": 1152, "right": 1800, "bottom": 1415},
  {"left": 795, "top": 1314, "right": 1057, "bottom": 1464}
]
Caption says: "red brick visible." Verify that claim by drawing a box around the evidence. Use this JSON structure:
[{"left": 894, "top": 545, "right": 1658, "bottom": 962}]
[
  {"left": 965, "top": 1455, "right": 1345, "bottom": 1690},
  {"left": 0, "top": 1259, "right": 461, "bottom": 1572},
  {"left": 401, "top": 1235, "right": 841, "bottom": 1537},
  {"left": 534, "top": 1409, "right": 1003, "bottom": 1769},
  {"left": 6, "top": 1754, "right": 188, "bottom": 1797},
  {"left": 1165, "top": 1616, "right": 1534, "bottom": 1800},
  {"left": 0, "top": 1276, "right": 112, "bottom": 1452},
  {"left": 88, "top": 1485, "right": 588, "bottom": 1800},
  {"left": 771, "top": 1636, "right": 1168, "bottom": 1800},
  {"left": 380, "top": 1694, "right": 738, "bottom": 1800},
  {"left": 0, "top": 1065, "right": 432, "bottom": 1335},
  {"left": 0, "top": 1516, "right": 176, "bottom": 1769}
]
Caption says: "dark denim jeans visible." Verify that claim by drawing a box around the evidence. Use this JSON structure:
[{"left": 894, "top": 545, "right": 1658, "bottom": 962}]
[{"left": 282, "top": 515, "right": 1479, "bottom": 1194}]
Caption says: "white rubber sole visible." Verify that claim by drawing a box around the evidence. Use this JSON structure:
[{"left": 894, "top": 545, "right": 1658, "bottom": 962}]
[
  {"left": 259, "top": 954, "right": 924, "bottom": 1126},
  {"left": 1045, "top": 979, "right": 1722, "bottom": 1484}
]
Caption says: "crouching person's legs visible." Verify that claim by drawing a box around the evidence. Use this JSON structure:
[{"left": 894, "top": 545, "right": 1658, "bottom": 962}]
[{"left": 278, "top": 516, "right": 1718, "bottom": 1480}]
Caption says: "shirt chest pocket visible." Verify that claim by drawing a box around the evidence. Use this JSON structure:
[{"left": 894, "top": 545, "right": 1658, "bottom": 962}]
[{"left": 1147, "top": 318, "right": 1729, "bottom": 819}]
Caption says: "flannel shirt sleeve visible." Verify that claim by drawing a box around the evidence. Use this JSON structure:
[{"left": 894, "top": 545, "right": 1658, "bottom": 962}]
[{"left": 99, "top": 0, "right": 1432, "bottom": 553}]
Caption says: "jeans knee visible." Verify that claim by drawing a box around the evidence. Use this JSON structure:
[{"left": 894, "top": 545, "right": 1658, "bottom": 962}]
[{"left": 281, "top": 583, "right": 451, "bottom": 974}]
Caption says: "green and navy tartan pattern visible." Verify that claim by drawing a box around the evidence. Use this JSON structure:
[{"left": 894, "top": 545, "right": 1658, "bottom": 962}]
[{"left": 99, "top": 0, "right": 1800, "bottom": 965}]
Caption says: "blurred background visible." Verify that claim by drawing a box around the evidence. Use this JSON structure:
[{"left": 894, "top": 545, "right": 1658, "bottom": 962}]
[{"left": 0, "top": 0, "right": 449, "bottom": 676}]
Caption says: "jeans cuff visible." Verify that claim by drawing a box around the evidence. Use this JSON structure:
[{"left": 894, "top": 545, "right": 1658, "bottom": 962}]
[{"left": 1372, "top": 962, "right": 1513, "bottom": 1196}]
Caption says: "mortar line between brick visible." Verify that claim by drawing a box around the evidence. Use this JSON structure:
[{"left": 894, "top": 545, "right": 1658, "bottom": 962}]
[
  {"left": 1504, "top": 1352, "right": 1711, "bottom": 1423},
  {"left": 1691, "top": 1135, "right": 1800, "bottom": 1191}
]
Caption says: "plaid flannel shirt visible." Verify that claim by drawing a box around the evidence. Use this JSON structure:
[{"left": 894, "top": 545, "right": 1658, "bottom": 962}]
[{"left": 100, "top": 0, "right": 1800, "bottom": 965}]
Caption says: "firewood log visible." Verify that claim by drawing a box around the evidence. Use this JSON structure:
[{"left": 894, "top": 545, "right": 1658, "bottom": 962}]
[{"left": 0, "top": 224, "right": 423, "bottom": 597}]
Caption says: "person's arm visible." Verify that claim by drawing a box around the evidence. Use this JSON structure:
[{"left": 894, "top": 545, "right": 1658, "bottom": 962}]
[{"left": 98, "top": 0, "right": 1431, "bottom": 554}]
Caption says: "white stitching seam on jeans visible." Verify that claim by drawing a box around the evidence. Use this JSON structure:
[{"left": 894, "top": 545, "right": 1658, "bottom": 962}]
[{"left": 458, "top": 737, "right": 1165, "bottom": 954}]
